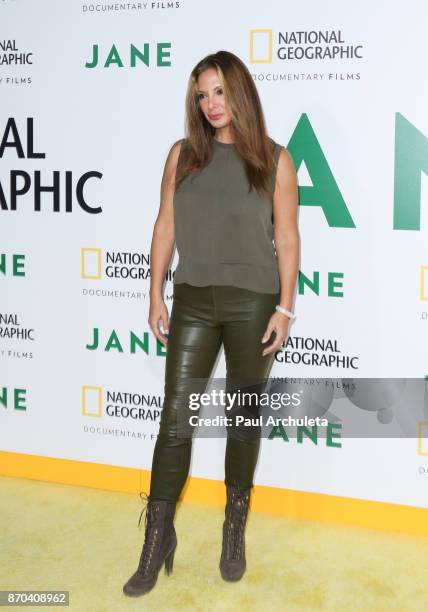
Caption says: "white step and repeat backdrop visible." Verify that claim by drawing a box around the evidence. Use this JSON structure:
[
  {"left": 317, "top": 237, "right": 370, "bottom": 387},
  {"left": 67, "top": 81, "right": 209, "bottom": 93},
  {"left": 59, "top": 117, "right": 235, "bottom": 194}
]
[{"left": 1, "top": 0, "right": 428, "bottom": 510}]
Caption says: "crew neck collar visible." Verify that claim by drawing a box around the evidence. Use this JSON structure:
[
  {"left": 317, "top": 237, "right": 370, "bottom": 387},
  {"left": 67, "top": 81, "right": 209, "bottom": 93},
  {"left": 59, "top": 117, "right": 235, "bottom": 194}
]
[{"left": 213, "top": 138, "right": 235, "bottom": 147}]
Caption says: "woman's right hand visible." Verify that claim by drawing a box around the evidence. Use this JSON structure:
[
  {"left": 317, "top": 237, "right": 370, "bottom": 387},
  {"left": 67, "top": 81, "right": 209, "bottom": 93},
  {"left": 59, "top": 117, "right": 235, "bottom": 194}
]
[{"left": 148, "top": 295, "right": 170, "bottom": 347}]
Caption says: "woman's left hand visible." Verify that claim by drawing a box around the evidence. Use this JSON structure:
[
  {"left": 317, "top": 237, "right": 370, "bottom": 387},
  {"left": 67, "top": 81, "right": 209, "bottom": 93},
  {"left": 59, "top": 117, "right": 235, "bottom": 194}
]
[{"left": 261, "top": 311, "right": 290, "bottom": 356}]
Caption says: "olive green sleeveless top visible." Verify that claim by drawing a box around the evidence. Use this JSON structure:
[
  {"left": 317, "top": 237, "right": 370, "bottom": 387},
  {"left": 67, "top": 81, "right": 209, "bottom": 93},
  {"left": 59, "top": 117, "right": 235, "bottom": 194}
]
[{"left": 173, "top": 137, "right": 283, "bottom": 294}]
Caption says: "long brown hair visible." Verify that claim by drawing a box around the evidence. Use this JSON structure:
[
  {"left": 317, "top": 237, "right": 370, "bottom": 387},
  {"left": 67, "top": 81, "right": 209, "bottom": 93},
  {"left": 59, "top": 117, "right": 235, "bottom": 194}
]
[{"left": 174, "top": 50, "right": 276, "bottom": 197}]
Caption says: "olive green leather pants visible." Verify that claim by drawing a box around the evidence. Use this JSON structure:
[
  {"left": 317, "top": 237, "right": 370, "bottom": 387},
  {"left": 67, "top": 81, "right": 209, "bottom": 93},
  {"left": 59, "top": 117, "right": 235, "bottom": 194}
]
[{"left": 149, "top": 282, "right": 279, "bottom": 502}]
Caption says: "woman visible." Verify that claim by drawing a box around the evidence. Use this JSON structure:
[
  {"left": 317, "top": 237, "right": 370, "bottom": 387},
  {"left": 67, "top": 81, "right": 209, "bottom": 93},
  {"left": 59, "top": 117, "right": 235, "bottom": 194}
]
[{"left": 123, "top": 50, "right": 299, "bottom": 597}]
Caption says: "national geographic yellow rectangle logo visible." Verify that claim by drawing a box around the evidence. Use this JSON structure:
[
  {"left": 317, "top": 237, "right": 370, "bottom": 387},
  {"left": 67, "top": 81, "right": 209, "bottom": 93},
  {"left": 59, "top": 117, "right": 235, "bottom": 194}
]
[
  {"left": 249, "top": 29, "right": 273, "bottom": 63},
  {"left": 420, "top": 266, "right": 428, "bottom": 300},
  {"left": 82, "top": 385, "right": 102, "bottom": 417},
  {"left": 81, "top": 248, "right": 102, "bottom": 279},
  {"left": 417, "top": 421, "right": 428, "bottom": 456}
]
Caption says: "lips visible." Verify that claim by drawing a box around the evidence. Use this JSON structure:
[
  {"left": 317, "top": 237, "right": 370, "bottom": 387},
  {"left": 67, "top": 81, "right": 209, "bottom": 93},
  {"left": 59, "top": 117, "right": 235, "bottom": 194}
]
[{"left": 209, "top": 114, "right": 222, "bottom": 120}]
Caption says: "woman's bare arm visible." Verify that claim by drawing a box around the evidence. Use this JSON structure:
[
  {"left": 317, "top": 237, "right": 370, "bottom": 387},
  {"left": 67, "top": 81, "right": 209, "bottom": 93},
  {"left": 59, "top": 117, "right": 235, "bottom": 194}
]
[
  {"left": 149, "top": 139, "right": 182, "bottom": 299},
  {"left": 148, "top": 139, "right": 182, "bottom": 345},
  {"left": 273, "top": 148, "right": 300, "bottom": 311},
  {"left": 261, "top": 148, "right": 299, "bottom": 356}
]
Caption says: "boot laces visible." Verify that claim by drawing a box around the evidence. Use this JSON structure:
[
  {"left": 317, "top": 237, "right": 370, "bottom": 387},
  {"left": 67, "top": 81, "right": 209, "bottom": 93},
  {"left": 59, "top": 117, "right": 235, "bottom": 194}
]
[
  {"left": 225, "top": 485, "right": 250, "bottom": 560},
  {"left": 136, "top": 491, "right": 161, "bottom": 576}
]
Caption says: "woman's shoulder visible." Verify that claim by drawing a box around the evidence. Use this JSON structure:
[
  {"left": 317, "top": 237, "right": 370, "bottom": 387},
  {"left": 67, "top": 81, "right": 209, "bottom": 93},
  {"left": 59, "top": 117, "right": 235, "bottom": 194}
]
[
  {"left": 266, "top": 136, "right": 285, "bottom": 163},
  {"left": 171, "top": 137, "right": 190, "bottom": 161},
  {"left": 170, "top": 137, "right": 186, "bottom": 153},
  {"left": 167, "top": 138, "right": 187, "bottom": 163}
]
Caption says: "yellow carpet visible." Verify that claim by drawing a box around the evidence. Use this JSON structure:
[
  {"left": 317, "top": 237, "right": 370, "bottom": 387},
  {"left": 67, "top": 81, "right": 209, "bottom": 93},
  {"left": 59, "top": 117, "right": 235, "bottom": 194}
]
[{"left": 1, "top": 475, "right": 427, "bottom": 611}]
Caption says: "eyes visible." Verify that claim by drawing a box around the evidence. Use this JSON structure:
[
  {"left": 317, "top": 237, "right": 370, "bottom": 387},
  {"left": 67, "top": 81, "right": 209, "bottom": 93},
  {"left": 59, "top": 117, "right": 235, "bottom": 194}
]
[{"left": 197, "top": 88, "right": 223, "bottom": 100}]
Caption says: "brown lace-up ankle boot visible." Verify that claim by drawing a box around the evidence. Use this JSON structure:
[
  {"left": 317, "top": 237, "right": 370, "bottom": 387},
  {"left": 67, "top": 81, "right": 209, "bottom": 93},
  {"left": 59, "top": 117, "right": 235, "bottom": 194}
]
[
  {"left": 219, "top": 483, "right": 251, "bottom": 582},
  {"left": 123, "top": 492, "right": 177, "bottom": 597}
]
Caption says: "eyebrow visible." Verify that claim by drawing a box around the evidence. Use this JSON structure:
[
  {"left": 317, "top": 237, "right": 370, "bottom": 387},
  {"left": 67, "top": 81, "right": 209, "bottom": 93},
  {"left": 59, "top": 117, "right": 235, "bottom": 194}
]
[{"left": 196, "top": 85, "right": 222, "bottom": 93}]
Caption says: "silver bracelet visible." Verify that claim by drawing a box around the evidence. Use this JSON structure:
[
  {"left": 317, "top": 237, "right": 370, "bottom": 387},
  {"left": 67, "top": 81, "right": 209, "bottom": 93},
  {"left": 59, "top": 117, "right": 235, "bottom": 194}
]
[{"left": 275, "top": 305, "right": 296, "bottom": 319}]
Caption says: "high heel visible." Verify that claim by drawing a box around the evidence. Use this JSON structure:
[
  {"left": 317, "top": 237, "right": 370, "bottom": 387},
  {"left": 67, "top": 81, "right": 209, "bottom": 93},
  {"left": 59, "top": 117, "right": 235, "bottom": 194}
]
[
  {"left": 123, "top": 492, "right": 177, "bottom": 597},
  {"left": 164, "top": 541, "right": 177, "bottom": 575}
]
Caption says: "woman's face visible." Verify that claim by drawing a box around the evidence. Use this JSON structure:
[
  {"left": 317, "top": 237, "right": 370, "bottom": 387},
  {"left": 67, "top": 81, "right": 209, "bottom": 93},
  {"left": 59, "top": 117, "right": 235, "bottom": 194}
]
[{"left": 196, "top": 67, "right": 232, "bottom": 130}]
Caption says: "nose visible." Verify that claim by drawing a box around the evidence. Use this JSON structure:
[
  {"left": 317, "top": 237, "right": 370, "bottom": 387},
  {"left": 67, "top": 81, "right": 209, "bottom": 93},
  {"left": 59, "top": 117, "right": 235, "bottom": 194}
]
[{"left": 207, "top": 95, "right": 218, "bottom": 112}]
